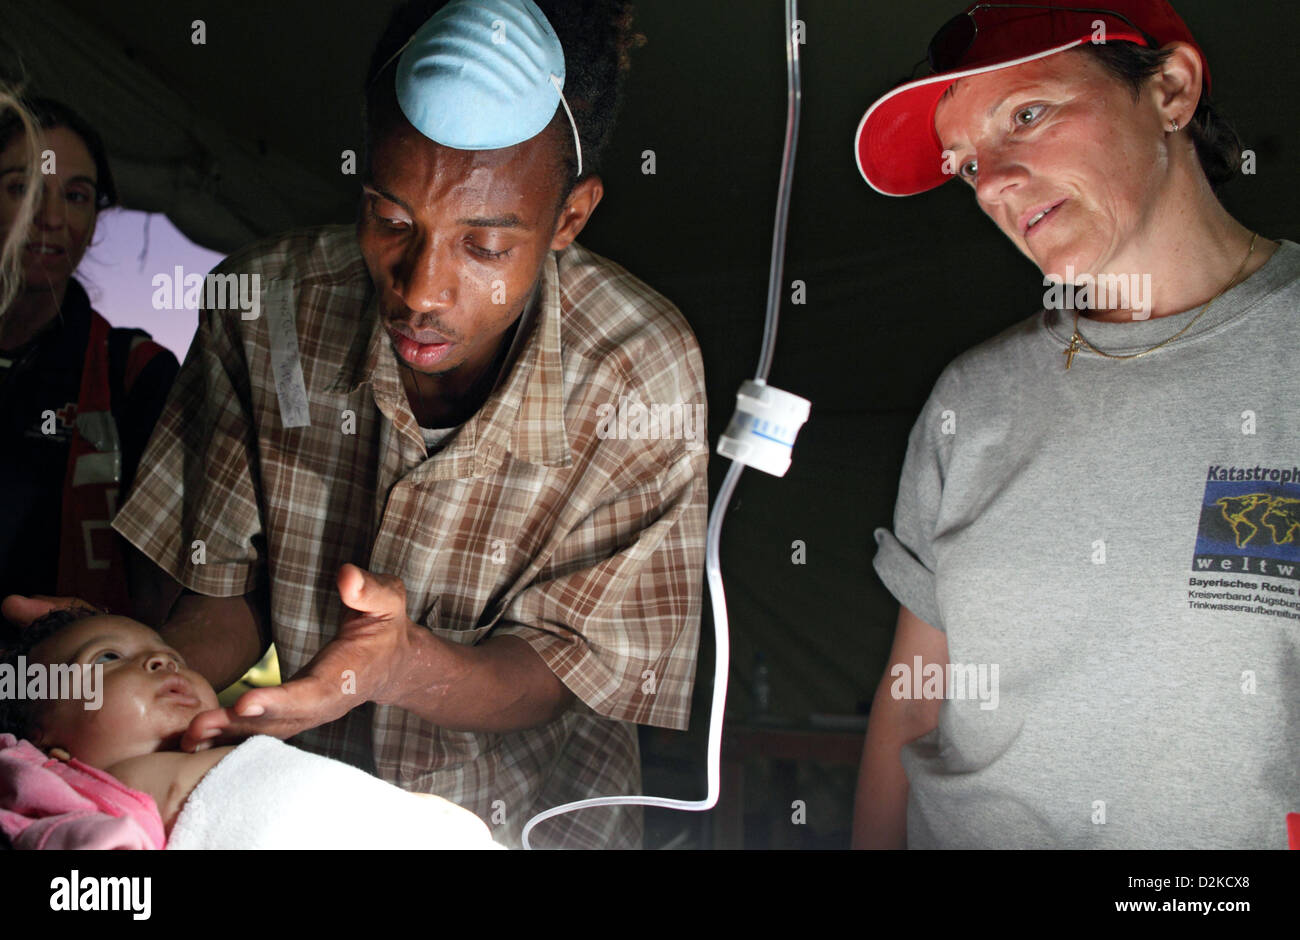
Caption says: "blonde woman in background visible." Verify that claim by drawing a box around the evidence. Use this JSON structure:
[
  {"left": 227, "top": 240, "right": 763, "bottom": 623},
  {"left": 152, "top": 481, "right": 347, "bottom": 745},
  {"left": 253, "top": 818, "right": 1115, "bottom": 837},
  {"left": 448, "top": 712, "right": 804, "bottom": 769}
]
[
  {"left": 0, "top": 95, "right": 178, "bottom": 617},
  {"left": 0, "top": 86, "right": 39, "bottom": 312}
]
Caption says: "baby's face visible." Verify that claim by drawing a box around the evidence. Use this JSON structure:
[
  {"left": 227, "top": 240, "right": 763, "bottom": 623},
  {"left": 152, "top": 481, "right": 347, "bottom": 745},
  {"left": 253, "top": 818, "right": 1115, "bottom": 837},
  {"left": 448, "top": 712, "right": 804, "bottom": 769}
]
[{"left": 31, "top": 615, "right": 219, "bottom": 767}]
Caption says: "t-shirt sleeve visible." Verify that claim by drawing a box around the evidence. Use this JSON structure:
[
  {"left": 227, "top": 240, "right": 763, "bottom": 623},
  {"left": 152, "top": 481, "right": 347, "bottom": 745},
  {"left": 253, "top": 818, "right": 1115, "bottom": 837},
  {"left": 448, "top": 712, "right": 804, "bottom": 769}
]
[
  {"left": 492, "top": 440, "right": 707, "bottom": 732},
  {"left": 873, "top": 383, "right": 951, "bottom": 633},
  {"left": 111, "top": 303, "right": 266, "bottom": 597}
]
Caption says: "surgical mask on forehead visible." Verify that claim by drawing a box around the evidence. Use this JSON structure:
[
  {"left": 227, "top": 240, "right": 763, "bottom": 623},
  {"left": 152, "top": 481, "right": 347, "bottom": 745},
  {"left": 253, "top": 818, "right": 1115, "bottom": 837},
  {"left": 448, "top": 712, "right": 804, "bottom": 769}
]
[{"left": 391, "top": 0, "right": 584, "bottom": 175}]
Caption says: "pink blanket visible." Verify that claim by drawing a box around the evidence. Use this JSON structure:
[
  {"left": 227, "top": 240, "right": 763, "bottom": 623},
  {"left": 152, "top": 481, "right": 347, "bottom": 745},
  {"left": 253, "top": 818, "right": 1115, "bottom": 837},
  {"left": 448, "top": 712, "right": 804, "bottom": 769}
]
[{"left": 0, "top": 734, "right": 165, "bottom": 850}]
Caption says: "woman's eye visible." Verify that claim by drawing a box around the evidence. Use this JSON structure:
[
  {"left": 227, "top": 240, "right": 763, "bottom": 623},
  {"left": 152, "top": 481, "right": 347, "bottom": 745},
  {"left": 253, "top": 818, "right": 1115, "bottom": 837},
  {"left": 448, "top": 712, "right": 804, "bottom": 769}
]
[
  {"left": 6, "top": 181, "right": 25, "bottom": 197},
  {"left": 93, "top": 651, "right": 121, "bottom": 664},
  {"left": 960, "top": 159, "right": 978, "bottom": 180},
  {"left": 1015, "top": 105, "right": 1044, "bottom": 126},
  {"left": 66, "top": 190, "right": 91, "bottom": 204}
]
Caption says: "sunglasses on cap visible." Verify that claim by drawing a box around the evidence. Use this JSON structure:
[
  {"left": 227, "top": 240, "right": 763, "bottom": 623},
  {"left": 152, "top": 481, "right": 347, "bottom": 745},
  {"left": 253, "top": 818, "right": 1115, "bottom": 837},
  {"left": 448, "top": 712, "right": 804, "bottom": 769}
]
[{"left": 928, "top": 3, "right": 1160, "bottom": 73}]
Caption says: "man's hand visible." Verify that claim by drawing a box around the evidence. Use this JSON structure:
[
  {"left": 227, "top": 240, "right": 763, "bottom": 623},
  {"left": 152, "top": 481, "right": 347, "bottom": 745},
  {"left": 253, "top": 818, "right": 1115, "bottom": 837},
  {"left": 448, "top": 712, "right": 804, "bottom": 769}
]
[
  {"left": 181, "top": 564, "right": 424, "bottom": 751},
  {"left": 1, "top": 594, "right": 101, "bottom": 656},
  {"left": 2, "top": 594, "right": 101, "bottom": 627}
]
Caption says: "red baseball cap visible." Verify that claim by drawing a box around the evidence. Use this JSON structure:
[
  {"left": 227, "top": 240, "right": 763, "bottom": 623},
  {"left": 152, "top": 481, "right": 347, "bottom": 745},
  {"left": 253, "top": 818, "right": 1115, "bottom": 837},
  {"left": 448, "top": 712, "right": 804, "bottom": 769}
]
[{"left": 854, "top": 1, "right": 1210, "bottom": 196}]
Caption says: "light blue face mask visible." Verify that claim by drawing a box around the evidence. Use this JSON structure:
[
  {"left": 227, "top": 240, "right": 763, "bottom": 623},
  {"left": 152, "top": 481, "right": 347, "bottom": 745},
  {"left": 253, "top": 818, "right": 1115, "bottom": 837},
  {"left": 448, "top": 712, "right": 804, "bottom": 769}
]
[{"left": 390, "top": 0, "right": 583, "bottom": 176}]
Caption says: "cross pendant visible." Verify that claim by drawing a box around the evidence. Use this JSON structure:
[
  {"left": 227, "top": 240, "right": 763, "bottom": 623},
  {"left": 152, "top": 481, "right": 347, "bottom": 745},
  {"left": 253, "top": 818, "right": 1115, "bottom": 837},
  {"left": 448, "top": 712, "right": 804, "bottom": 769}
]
[{"left": 1064, "top": 333, "right": 1081, "bottom": 370}]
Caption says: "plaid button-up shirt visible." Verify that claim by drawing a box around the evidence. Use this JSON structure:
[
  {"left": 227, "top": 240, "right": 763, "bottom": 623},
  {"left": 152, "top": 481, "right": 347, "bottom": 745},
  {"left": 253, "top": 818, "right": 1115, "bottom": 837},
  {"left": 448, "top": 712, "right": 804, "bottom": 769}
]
[{"left": 113, "top": 226, "right": 708, "bottom": 849}]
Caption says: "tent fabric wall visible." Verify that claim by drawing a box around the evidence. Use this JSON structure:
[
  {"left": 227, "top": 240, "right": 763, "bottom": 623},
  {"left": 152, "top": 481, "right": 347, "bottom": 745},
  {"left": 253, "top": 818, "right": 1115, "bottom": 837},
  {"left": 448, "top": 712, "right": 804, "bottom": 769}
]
[{"left": 2, "top": 0, "right": 352, "bottom": 252}]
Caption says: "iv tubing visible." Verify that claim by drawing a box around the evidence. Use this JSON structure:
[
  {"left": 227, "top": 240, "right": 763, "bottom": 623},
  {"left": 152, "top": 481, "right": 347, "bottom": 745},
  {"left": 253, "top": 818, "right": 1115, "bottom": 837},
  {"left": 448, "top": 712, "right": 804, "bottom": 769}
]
[{"left": 521, "top": 0, "right": 802, "bottom": 849}]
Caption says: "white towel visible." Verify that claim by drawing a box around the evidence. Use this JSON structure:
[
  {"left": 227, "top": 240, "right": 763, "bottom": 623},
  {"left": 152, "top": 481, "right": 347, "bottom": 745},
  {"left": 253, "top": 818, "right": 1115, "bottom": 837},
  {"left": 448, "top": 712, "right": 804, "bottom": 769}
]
[{"left": 166, "top": 735, "right": 502, "bottom": 850}]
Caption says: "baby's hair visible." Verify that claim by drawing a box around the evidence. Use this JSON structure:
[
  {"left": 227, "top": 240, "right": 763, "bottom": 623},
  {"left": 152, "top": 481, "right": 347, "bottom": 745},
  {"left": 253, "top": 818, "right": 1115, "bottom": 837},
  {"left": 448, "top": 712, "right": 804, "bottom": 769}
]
[
  {"left": 0, "top": 84, "right": 41, "bottom": 313},
  {"left": 0, "top": 606, "right": 101, "bottom": 742}
]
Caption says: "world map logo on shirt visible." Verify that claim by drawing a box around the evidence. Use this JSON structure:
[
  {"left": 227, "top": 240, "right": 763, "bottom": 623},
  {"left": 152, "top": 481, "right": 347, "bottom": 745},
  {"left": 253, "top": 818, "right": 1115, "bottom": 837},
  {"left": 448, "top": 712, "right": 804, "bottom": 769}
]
[
  {"left": 1216, "top": 494, "right": 1300, "bottom": 548},
  {"left": 1193, "top": 465, "right": 1300, "bottom": 584}
]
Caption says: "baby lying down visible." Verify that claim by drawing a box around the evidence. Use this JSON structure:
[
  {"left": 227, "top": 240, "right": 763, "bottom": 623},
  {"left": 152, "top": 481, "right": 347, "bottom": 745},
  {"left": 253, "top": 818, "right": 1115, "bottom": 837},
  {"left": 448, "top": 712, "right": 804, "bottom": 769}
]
[{"left": 0, "top": 608, "right": 500, "bottom": 849}]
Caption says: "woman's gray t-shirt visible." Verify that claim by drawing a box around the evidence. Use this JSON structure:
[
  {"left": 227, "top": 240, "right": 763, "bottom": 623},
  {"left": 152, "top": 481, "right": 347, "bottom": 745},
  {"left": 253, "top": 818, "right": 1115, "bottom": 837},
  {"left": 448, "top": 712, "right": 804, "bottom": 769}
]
[{"left": 873, "top": 240, "right": 1300, "bottom": 848}]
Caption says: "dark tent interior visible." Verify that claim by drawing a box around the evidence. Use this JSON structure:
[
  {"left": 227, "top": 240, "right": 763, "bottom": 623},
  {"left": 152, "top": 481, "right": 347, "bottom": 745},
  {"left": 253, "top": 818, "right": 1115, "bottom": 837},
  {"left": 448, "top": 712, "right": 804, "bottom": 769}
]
[{"left": 4, "top": 0, "right": 1296, "bottom": 849}]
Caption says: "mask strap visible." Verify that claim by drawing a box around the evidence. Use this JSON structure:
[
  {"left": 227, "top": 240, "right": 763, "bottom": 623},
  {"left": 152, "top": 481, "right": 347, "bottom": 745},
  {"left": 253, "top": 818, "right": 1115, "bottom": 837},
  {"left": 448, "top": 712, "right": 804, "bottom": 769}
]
[
  {"left": 371, "top": 36, "right": 416, "bottom": 88},
  {"left": 550, "top": 74, "right": 583, "bottom": 177}
]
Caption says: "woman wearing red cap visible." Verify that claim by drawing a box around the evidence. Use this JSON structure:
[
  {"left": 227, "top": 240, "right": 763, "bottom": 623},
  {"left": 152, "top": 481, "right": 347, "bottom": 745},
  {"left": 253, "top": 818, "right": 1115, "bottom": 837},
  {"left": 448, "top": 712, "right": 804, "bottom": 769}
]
[{"left": 854, "top": 2, "right": 1297, "bottom": 848}]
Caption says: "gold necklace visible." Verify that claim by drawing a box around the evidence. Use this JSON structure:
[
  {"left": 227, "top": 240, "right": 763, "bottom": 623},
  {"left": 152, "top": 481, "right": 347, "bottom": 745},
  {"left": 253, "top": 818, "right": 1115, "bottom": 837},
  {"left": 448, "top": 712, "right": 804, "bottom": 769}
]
[{"left": 1063, "top": 233, "right": 1258, "bottom": 369}]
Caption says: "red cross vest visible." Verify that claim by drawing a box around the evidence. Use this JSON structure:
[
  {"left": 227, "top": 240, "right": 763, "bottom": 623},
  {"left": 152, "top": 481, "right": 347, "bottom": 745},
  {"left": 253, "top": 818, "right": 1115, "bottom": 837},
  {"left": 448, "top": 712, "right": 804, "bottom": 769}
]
[{"left": 55, "top": 310, "right": 164, "bottom": 613}]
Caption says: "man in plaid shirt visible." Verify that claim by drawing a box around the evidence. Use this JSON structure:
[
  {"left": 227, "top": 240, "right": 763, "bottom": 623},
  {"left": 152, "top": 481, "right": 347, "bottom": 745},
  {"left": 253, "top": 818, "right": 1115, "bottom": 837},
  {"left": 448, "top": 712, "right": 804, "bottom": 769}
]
[{"left": 10, "top": 1, "right": 707, "bottom": 849}]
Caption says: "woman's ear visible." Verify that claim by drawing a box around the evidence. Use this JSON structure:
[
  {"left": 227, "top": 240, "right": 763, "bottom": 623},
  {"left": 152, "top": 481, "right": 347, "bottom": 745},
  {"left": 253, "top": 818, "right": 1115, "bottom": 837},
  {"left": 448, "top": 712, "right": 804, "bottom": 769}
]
[{"left": 1152, "top": 41, "right": 1204, "bottom": 127}]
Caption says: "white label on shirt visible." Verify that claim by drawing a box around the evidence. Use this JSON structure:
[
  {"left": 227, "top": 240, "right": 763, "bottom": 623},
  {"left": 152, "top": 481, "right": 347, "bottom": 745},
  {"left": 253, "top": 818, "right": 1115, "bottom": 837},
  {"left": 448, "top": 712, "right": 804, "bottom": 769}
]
[{"left": 265, "top": 279, "right": 311, "bottom": 429}]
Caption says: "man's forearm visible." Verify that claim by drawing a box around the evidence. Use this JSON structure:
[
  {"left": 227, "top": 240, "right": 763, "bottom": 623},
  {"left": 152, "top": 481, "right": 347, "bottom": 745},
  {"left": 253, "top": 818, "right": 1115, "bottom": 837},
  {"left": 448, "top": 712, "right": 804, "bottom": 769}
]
[
  {"left": 161, "top": 591, "right": 270, "bottom": 692},
  {"left": 385, "top": 629, "right": 575, "bottom": 733},
  {"left": 126, "top": 544, "right": 269, "bottom": 691},
  {"left": 125, "top": 543, "right": 184, "bottom": 628}
]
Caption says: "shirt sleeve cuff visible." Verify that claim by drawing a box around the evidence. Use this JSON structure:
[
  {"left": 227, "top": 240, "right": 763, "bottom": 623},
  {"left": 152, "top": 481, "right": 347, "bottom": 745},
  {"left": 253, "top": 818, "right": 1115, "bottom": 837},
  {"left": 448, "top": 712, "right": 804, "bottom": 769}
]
[
  {"left": 111, "top": 514, "right": 262, "bottom": 598},
  {"left": 872, "top": 526, "right": 944, "bottom": 633},
  {"left": 490, "top": 621, "right": 690, "bottom": 731}
]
